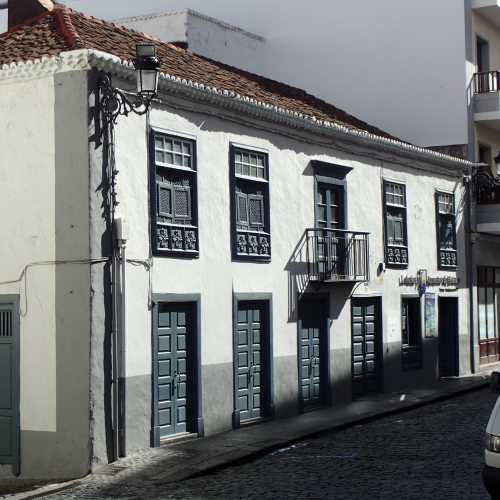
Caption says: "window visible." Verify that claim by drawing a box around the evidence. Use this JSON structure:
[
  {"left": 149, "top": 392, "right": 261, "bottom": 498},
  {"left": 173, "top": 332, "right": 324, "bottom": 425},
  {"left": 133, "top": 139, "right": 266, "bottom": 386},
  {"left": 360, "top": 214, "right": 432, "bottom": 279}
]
[
  {"left": 478, "top": 267, "right": 500, "bottom": 365},
  {"left": 435, "top": 192, "right": 457, "bottom": 269},
  {"left": 231, "top": 146, "right": 270, "bottom": 260},
  {"left": 478, "top": 143, "right": 492, "bottom": 171},
  {"left": 401, "top": 298, "right": 422, "bottom": 370},
  {"left": 383, "top": 181, "right": 408, "bottom": 267},
  {"left": 151, "top": 132, "right": 198, "bottom": 256},
  {"left": 477, "top": 36, "right": 490, "bottom": 74}
]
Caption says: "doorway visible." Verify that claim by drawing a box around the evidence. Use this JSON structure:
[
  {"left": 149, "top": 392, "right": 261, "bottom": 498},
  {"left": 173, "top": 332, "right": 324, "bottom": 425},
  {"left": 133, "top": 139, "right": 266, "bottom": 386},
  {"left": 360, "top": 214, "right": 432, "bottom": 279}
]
[
  {"left": 438, "top": 297, "right": 459, "bottom": 377},
  {"left": 152, "top": 299, "right": 201, "bottom": 444},
  {"left": 298, "top": 296, "right": 329, "bottom": 411},
  {"left": 233, "top": 298, "right": 272, "bottom": 427},
  {"left": 351, "top": 297, "right": 383, "bottom": 398}
]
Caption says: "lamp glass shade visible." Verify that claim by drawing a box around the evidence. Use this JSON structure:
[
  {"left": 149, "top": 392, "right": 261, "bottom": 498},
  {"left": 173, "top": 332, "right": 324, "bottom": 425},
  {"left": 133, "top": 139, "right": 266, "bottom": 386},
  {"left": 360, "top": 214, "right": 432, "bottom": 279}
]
[
  {"left": 136, "top": 44, "right": 156, "bottom": 58},
  {"left": 137, "top": 69, "right": 159, "bottom": 96}
]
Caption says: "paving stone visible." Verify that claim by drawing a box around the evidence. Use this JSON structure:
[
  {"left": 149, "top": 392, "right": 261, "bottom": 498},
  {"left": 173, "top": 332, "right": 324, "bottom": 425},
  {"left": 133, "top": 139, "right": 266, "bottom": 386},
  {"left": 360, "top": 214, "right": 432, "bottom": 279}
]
[{"left": 42, "top": 388, "right": 497, "bottom": 499}]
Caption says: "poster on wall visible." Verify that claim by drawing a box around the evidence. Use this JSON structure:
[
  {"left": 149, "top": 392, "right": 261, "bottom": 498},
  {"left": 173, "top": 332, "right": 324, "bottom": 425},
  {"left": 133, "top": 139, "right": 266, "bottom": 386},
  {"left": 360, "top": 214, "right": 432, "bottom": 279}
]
[{"left": 425, "top": 293, "right": 437, "bottom": 338}]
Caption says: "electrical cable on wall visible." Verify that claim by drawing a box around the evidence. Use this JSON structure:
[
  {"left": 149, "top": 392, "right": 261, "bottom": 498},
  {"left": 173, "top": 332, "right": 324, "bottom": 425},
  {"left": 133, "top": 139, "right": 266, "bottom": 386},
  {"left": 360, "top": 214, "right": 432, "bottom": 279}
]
[{"left": 0, "top": 258, "right": 109, "bottom": 316}]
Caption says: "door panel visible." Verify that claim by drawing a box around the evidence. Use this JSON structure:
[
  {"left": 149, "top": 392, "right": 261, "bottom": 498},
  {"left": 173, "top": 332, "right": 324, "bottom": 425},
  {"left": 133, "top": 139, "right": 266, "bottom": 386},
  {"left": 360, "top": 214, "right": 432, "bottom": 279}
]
[
  {"left": 299, "top": 299, "right": 327, "bottom": 410},
  {"left": 351, "top": 298, "right": 382, "bottom": 397},
  {"left": 235, "top": 302, "right": 266, "bottom": 423},
  {"left": 0, "top": 303, "right": 19, "bottom": 470},
  {"left": 155, "top": 303, "right": 192, "bottom": 438}
]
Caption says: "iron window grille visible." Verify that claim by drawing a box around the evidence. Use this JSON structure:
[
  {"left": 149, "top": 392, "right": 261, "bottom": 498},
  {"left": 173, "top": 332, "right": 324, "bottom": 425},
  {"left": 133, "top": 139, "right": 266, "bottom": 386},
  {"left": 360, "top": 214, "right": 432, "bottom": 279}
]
[
  {"left": 150, "top": 132, "right": 199, "bottom": 257},
  {"left": 435, "top": 192, "right": 457, "bottom": 269},
  {"left": 383, "top": 181, "right": 408, "bottom": 268},
  {"left": 230, "top": 146, "right": 271, "bottom": 260}
]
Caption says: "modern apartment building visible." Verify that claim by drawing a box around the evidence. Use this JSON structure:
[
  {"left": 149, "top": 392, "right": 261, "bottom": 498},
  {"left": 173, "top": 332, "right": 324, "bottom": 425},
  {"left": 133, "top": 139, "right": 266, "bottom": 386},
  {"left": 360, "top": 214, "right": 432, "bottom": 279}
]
[{"left": 0, "top": 0, "right": 475, "bottom": 482}]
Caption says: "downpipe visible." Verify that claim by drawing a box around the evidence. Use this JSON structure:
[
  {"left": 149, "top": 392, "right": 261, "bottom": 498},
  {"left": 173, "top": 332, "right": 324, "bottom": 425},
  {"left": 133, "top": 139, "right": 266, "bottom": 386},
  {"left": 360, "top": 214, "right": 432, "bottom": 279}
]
[
  {"left": 113, "top": 218, "right": 127, "bottom": 458},
  {"left": 464, "top": 170, "right": 476, "bottom": 374}
]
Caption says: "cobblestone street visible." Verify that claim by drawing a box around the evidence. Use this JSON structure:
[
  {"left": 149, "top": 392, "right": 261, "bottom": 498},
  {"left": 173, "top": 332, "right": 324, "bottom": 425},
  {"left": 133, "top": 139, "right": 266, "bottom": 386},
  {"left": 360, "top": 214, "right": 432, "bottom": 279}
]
[{"left": 44, "top": 388, "right": 497, "bottom": 500}]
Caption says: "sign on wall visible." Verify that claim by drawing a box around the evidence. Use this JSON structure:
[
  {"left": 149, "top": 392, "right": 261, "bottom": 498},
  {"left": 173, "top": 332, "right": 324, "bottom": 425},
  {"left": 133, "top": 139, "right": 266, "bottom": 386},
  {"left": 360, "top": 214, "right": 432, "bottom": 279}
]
[{"left": 424, "top": 293, "right": 437, "bottom": 338}]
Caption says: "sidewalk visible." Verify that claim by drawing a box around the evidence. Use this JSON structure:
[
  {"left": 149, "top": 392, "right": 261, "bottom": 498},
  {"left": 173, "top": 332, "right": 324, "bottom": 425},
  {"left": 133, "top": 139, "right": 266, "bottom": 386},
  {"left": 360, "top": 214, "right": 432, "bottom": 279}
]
[{"left": 4, "top": 373, "right": 492, "bottom": 499}]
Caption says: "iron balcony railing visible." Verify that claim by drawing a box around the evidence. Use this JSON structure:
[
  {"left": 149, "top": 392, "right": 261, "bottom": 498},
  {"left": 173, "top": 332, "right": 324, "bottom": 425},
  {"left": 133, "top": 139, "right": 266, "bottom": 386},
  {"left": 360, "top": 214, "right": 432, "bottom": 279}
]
[
  {"left": 305, "top": 228, "right": 369, "bottom": 283},
  {"left": 474, "top": 71, "right": 500, "bottom": 94},
  {"left": 474, "top": 172, "right": 500, "bottom": 205}
]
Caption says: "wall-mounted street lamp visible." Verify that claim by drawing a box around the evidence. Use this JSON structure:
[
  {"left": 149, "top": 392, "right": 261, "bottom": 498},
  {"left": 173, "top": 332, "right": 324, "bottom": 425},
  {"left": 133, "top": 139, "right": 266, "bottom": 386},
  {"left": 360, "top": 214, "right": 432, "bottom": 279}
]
[
  {"left": 96, "top": 42, "right": 160, "bottom": 463},
  {"left": 99, "top": 43, "right": 161, "bottom": 127}
]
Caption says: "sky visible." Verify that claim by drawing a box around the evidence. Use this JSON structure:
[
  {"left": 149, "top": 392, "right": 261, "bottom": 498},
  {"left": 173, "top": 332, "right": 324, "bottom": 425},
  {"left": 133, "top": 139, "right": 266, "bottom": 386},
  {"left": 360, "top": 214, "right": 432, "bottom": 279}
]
[{"left": 0, "top": 0, "right": 288, "bottom": 34}]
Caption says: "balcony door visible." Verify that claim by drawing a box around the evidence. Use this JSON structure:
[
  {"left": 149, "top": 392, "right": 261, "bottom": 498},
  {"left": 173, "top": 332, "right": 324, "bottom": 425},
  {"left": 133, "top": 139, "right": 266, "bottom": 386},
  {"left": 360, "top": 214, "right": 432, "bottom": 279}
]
[{"left": 316, "top": 183, "right": 345, "bottom": 278}]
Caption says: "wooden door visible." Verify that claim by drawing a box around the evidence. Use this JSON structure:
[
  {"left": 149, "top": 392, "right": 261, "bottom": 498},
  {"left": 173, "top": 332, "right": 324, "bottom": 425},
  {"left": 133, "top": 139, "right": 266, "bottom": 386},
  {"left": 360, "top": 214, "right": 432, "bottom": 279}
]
[
  {"left": 0, "top": 301, "right": 19, "bottom": 473},
  {"left": 155, "top": 303, "right": 192, "bottom": 438},
  {"left": 299, "top": 299, "right": 327, "bottom": 410},
  {"left": 352, "top": 298, "right": 382, "bottom": 397},
  {"left": 235, "top": 302, "right": 267, "bottom": 423}
]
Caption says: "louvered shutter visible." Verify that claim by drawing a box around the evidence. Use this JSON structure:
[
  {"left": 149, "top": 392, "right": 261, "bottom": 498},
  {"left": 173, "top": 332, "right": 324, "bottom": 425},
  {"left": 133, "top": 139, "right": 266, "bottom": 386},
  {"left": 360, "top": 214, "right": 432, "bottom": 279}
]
[
  {"left": 236, "top": 192, "right": 249, "bottom": 226},
  {"left": 248, "top": 194, "right": 264, "bottom": 227}
]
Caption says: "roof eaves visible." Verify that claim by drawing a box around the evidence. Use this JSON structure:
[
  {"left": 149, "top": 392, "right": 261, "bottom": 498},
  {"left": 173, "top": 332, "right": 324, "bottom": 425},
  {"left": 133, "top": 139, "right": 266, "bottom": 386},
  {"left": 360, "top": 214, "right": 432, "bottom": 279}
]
[{"left": 84, "top": 50, "right": 476, "bottom": 172}]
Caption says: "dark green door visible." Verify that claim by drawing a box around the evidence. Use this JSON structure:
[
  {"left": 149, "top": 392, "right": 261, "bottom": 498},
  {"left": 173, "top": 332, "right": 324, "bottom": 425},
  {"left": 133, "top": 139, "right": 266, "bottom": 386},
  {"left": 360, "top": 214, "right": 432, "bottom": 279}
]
[
  {"left": 235, "top": 302, "right": 266, "bottom": 423},
  {"left": 0, "top": 300, "right": 19, "bottom": 472},
  {"left": 155, "top": 303, "right": 191, "bottom": 438},
  {"left": 351, "top": 298, "right": 382, "bottom": 397},
  {"left": 299, "top": 299, "right": 327, "bottom": 410}
]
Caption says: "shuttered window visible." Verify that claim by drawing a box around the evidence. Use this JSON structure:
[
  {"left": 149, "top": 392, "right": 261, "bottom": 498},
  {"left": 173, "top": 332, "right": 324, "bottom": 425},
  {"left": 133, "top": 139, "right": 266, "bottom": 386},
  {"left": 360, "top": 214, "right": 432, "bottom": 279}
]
[
  {"left": 436, "top": 192, "right": 457, "bottom": 269},
  {"left": 231, "top": 146, "right": 271, "bottom": 260},
  {"left": 383, "top": 181, "right": 408, "bottom": 267},
  {"left": 152, "top": 132, "right": 199, "bottom": 256}
]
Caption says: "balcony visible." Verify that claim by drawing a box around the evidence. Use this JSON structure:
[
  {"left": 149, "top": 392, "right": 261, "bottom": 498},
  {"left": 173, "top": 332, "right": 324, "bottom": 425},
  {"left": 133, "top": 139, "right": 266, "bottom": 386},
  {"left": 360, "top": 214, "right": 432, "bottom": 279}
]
[
  {"left": 472, "top": 0, "right": 500, "bottom": 29},
  {"left": 305, "top": 228, "right": 369, "bottom": 283},
  {"left": 473, "top": 71, "right": 500, "bottom": 129},
  {"left": 474, "top": 173, "right": 500, "bottom": 234}
]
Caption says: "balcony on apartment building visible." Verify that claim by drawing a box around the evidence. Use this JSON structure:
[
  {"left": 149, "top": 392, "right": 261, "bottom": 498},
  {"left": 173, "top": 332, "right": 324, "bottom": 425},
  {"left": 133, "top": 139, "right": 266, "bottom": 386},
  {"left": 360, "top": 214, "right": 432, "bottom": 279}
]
[
  {"left": 473, "top": 71, "right": 500, "bottom": 128},
  {"left": 472, "top": 0, "right": 500, "bottom": 28},
  {"left": 474, "top": 172, "right": 500, "bottom": 234},
  {"left": 304, "top": 228, "right": 370, "bottom": 283}
]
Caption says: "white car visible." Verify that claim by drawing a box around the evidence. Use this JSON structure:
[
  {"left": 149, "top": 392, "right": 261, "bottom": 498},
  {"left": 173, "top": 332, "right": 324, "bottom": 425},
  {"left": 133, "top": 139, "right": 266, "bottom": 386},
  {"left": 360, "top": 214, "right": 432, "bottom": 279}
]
[{"left": 484, "top": 373, "right": 500, "bottom": 499}]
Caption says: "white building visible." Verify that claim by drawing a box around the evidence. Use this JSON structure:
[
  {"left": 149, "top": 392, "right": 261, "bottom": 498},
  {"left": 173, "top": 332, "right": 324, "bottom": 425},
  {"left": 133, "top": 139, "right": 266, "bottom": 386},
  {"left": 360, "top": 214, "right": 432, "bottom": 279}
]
[{"left": 0, "top": 0, "right": 479, "bottom": 483}]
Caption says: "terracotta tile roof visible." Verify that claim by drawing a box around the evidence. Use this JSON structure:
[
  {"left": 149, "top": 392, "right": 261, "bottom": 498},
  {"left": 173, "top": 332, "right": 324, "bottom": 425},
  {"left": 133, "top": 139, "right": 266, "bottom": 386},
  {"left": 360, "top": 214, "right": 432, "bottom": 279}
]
[{"left": 0, "top": 5, "right": 401, "bottom": 142}]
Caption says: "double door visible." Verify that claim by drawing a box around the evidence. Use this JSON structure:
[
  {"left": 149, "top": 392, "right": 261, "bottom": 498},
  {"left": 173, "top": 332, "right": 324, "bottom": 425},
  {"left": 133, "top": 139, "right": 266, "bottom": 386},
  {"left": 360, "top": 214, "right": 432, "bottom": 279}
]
[
  {"left": 234, "top": 301, "right": 269, "bottom": 424},
  {"left": 351, "top": 298, "right": 382, "bottom": 397},
  {"left": 154, "top": 302, "right": 194, "bottom": 439},
  {"left": 298, "top": 298, "right": 328, "bottom": 410}
]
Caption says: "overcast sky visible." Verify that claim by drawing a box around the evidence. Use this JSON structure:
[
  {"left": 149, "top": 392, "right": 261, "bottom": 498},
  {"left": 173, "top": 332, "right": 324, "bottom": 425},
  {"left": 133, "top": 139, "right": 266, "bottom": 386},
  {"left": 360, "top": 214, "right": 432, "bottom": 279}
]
[{"left": 0, "top": 0, "right": 298, "bottom": 35}]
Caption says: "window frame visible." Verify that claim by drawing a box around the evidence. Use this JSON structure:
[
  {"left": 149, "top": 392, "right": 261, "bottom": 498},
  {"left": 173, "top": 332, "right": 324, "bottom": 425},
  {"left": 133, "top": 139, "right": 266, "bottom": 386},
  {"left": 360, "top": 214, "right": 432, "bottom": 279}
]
[
  {"left": 435, "top": 191, "right": 457, "bottom": 270},
  {"left": 150, "top": 130, "right": 199, "bottom": 258},
  {"left": 383, "top": 180, "right": 409, "bottom": 268},
  {"left": 230, "top": 145, "right": 271, "bottom": 262}
]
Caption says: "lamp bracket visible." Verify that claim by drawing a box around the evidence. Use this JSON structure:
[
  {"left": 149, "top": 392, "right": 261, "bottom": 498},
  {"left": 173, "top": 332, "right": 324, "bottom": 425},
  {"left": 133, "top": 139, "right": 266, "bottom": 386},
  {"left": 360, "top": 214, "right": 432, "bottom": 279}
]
[{"left": 98, "top": 73, "right": 153, "bottom": 131}]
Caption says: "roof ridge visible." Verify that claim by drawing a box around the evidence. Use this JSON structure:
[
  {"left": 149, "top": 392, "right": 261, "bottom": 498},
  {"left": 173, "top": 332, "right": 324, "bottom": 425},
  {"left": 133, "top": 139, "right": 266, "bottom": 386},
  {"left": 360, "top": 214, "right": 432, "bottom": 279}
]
[
  {"left": 0, "top": 10, "right": 53, "bottom": 39},
  {"left": 65, "top": 7, "right": 186, "bottom": 54},
  {"left": 53, "top": 6, "right": 83, "bottom": 49}
]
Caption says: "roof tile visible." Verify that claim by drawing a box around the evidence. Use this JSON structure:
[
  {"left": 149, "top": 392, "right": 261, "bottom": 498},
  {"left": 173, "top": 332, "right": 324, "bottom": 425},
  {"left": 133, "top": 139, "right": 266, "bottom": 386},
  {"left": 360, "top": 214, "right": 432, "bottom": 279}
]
[{"left": 0, "top": 6, "right": 401, "bottom": 141}]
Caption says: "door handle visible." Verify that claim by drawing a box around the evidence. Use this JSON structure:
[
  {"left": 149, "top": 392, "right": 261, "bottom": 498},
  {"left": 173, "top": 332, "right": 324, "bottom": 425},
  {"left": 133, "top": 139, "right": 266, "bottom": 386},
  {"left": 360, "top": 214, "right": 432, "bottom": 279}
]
[{"left": 172, "top": 371, "right": 178, "bottom": 396}]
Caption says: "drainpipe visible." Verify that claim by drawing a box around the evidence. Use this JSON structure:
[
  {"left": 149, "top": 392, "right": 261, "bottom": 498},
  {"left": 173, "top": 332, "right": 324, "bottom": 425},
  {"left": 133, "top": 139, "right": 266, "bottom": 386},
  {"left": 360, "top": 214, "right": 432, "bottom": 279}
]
[
  {"left": 114, "top": 218, "right": 128, "bottom": 458},
  {"left": 465, "top": 169, "right": 476, "bottom": 374}
]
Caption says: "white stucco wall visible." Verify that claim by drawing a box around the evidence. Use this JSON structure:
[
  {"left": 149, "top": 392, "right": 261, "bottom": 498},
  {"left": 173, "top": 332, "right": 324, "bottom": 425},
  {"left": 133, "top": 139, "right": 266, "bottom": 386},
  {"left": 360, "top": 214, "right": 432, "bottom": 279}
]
[
  {"left": 0, "top": 68, "right": 91, "bottom": 480},
  {"left": 106, "top": 87, "right": 469, "bottom": 454}
]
